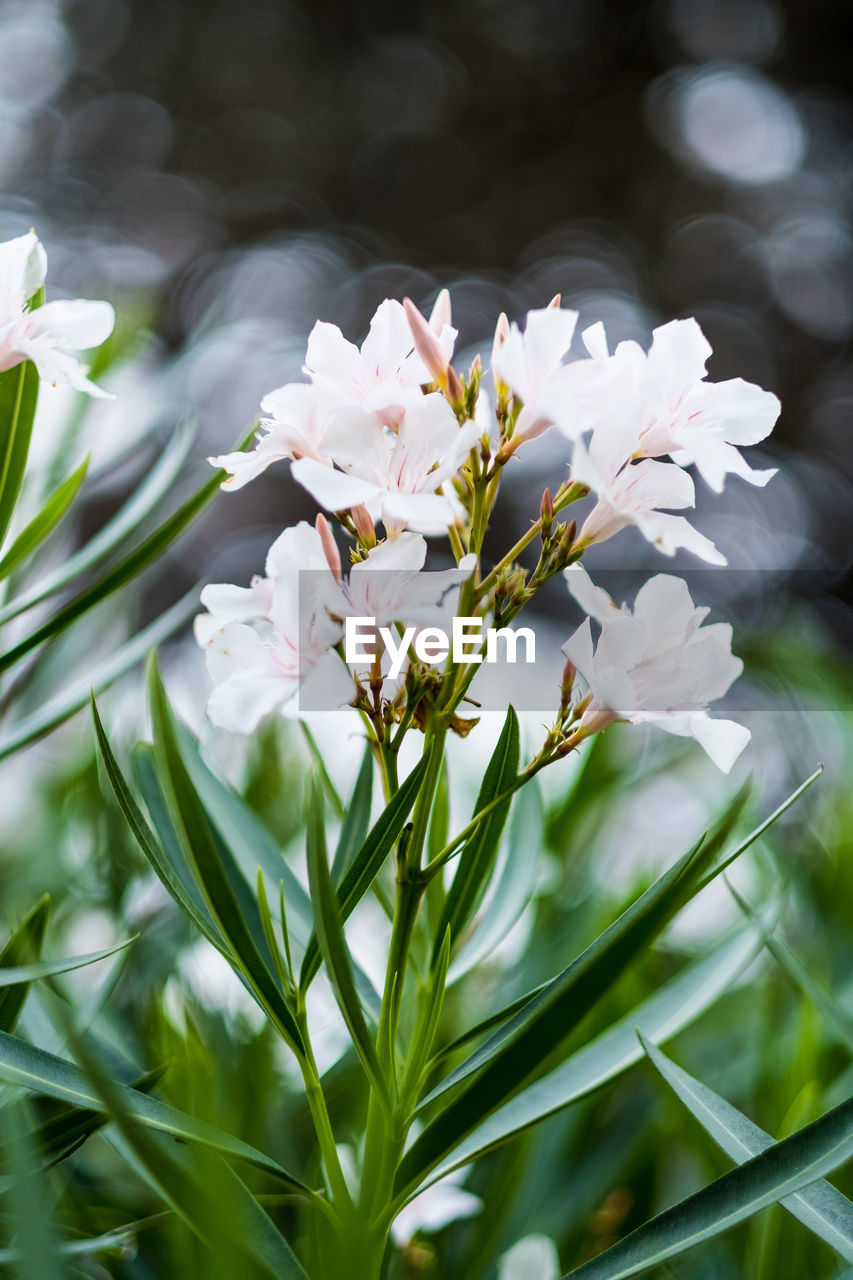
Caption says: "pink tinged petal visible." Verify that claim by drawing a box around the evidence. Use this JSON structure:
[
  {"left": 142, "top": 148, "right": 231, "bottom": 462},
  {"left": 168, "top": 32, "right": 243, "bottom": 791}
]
[
  {"left": 581, "top": 321, "right": 609, "bottom": 359},
  {"left": 304, "top": 320, "right": 363, "bottom": 386},
  {"left": 689, "top": 712, "right": 751, "bottom": 773},
  {"left": 429, "top": 287, "right": 452, "bottom": 333},
  {"left": 0, "top": 231, "right": 46, "bottom": 307},
  {"left": 687, "top": 377, "right": 780, "bottom": 447},
  {"left": 647, "top": 318, "right": 712, "bottom": 400},
  {"left": 404, "top": 296, "right": 448, "bottom": 383},
  {"left": 27, "top": 299, "right": 115, "bottom": 349},
  {"left": 380, "top": 490, "right": 459, "bottom": 535},
  {"left": 613, "top": 458, "right": 696, "bottom": 514},
  {"left": 291, "top": 456, "right": 381, "bottom": 512}
]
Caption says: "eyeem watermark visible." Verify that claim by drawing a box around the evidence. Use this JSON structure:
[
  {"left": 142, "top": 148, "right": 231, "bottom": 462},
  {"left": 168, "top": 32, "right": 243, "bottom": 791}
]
[{"left": 345, "top": 616, "right": 536, "bottom": 679}]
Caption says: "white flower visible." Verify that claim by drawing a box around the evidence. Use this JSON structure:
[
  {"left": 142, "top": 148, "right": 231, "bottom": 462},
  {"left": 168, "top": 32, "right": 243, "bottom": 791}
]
[
  {"left": 492, "top": 304, "right": 579, "bottom": 444},
  {"left": 194, "top": 519, "right": 353, "bottom": 731},
  {"left": 571, "top": 411, "right": 725, "bottom": 564},
  {"left": 0, "top": 231, "right": 115, "bottom": 397},
  {"left": 292, "top": 393, "right": 479, "bottom": 535},
  {"left": 498, "top": 1234, "right": 561, "bottom": 1280},
  {"left": 345, "top": 531, "right": 475, "bottom": 629},
  {"left": 562, "top": 565, "right": 750, "bottom": 772},
  {"left": 210, "top": 382, "right": 331, "bottom": 490},
  {"left": 390, "top": 1169, "right": 482, "bottom": 1245},
  {"left": 570, "top": 318, "right": 779, "bottom": 493},
  {"left": 305, "top": 297, "right": 455, "bottom": 428}
]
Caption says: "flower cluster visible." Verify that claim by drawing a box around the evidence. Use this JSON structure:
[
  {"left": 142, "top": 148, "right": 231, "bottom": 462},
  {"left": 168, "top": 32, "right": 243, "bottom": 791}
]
[{"left": 198, "top": 290, "right": 780, "bottom": 771}]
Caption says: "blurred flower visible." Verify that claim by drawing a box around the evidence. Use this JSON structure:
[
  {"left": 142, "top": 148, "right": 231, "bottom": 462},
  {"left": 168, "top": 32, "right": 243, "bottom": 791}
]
[
  {"left": 291, "top": 394, "right": 479, "bottom": 535},
  {"left": 0, "top": 230, "right": 115, "bottom": 397},
  {"left": 390, "top": 1168, "right": 482, "bottom": 1245},
  {"left": 498, "top": 1233, "right": 561, "bottom": 1280},
  {"left": 563, "top": 565, "right": 750, "bottom": 772}
]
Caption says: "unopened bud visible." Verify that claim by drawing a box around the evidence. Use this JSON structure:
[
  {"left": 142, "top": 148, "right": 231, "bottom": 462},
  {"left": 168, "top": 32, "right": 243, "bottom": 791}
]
[
  {"left": 351, "top": 504, "right": 376, "bottom": 547},
  {"left": 547, "top": 293, "right": 562, "bottom": 309},
  {"left": 403, "top": 296, "right": 449, "bottom": 386},
  {"left": 315, "top": 513, "right": 342, "bottom": 582},
  {"left": 540, "top": 487, "right": 554, "bottom": 531},
  {"left": 445, "top": 363, "right": 464, "bottom": 405},
  {"left": 428, "top": 287, "right": 452, "bottom": 334},
  {"left": 560, "top": 656, "right": 576, "bottom": 703}
]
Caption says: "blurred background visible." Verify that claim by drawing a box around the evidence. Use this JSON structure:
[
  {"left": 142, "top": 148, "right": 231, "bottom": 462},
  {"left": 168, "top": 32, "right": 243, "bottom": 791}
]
[{"left": 1, "top": 0, "right": 851, "bottom": 640}]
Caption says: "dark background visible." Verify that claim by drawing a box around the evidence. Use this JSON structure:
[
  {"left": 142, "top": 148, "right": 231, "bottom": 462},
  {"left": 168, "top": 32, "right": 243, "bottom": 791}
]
[{"left": 1, "top": 0, "right": 851, "bottom": 636}]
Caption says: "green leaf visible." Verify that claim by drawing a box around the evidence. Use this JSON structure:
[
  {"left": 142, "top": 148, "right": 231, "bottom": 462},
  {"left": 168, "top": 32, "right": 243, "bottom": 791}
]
[
  {"left": 0, "top": 418, "right": 194, "bottom": 627},
  {"left": 331, "top": 744, "right": 374, "bottom": 883},
  {"left": 417, "top": 918, "right": 768, "bottom": 1193},
  {"left": 642, "top": 1036, "right": 853, "bottom": 1263},
  {"left": 299, "top": 747, "right": 432, "bottom": 991},
  {"left": 561, "top": 1096, "right": 853, "bottom": 1278},
  {"left": 92, "top": 700, "right": 225, "bottom": 952},
  {"left": 0, "top": 1029, "right": 306, "bottom": 1189},
  {"left": 397, "top": 775, "right": 818, "bottom": 1199},
  {"left": 0, "top": 455, "right": 88, "bottom": 579},
  {"left": 434, "top": 707, "right": 520, "bottom": 959},
  {"left": 305, "top": 776, "right": 388, "bottom": 1103},
  {"left": 26, "top": 1066, "right": 165, "bottom": 1169},
  {"left": 0, "top": 288, "right": 42, "bottom": 547},
  {"left": 0, "top": 422, "right": 255, "bottom": 674},
  {"left": 147, "top": 659, "right": 305, "bottom": 1056},
  {"left": 0, "top": 1100, "right": 63, "bottom": 1280},
  {"left": 56, "top": 1008, "right": 310, "bottom": 1280},
  {"left": 0, "top": 935, "right": 135, "bottom": 988},
  {"left": 176, "top": 723, "right": 314, "bottom": 948},
  {"left": 0, "top": 590, "right": 197, "bottom": 762},
  {"left": 0, "top": 895, "right": 50, "bottom": 1034}
]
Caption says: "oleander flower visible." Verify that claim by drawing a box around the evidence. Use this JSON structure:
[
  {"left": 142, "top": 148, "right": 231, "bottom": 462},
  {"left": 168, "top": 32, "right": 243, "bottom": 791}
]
[
  {"left": 562, "top": 565, "right": 750, "bottom": 772},
  {"left": 571, "top": 409, "right": 725, "bottom": 564},
  {"left": 291, "top": 393, "right": 479, "bottom": 535},
  {"left": 210, "top": 382, "right": 331, "bottom": 490},
  {"left": 0, "top": 230, "right": 115, "bottom": 397},
  {"left": 491, "top": 304, "right": 579, "bottom": 445},
  {"left": 305, "top": 296, "right": 456, "bottom": 427},
  {"left": 390, "top": 1168, "right": 482, "bottom": 1246},
  {"left": 569, "top": 318, "right": 779, "bottom": 493},
  {"left": 194, "top": 519, "right": 352, "bottom": 731}
]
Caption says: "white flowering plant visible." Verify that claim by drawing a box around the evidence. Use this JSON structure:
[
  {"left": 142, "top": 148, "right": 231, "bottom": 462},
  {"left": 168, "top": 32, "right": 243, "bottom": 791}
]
[{"left": 1, "top": 238, "right": 849, "bottom": 1279}]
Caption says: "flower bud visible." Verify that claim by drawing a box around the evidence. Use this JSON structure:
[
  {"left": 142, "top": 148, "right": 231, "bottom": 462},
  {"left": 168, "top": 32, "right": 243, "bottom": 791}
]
[
  {"left": 351, "top": 504, "right": 377, "bottom": 548},
  {"left": 540, "top": 487, "right": 554, "bottom": 535},
  {"left": 315, "top": 513, "right": 342, "bottom": 582},
  {"left": 547, "top": 293, "right": 562, "bottom": 309},
  {"left": 403, "top": 296, "right": 449, "bottom": 386}
]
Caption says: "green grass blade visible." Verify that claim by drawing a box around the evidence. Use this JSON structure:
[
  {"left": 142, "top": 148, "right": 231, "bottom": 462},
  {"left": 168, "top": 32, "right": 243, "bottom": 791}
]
[
  {"left": 0, "top": 591, "right": 197, "bottom": 761},
  {"left": 0, "top": 1101, "right": 63, "bottom": 1280},
  {"left": 561, "top": 1095, "right": 853, "bottom": 1278},
  {"left": 434, "top": 706, "right": 520, "bottom": 960},
  {"left": 0, "top": 895, "right": 50, "bottom": 1034},
  {"left": 0, "top": 1029, "right": 307, "bottom": 1189},
  {"left": 0, "top": 419, "right": 195, "bottom": 626},
  {"left": 147, "top": 659, "right": 305, "bottom": 1055},
  {"left": 642, "top": 1035, "right": 853, "bottom": 1262},
  {"left": 299, "top": 748, "right": 432, "bottom": 991},
  {"left": 305, "top": 776, "right": 388, "bottom": 1102},
  {"left": 416, "top": 918, "right": 767, "bottom": 1188},
  {"left": 0, "top": 455, "right": 88, "bottom": 579}
]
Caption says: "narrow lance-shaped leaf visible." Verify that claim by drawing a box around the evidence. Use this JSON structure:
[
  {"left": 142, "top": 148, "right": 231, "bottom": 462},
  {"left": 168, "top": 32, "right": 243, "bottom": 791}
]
[
  {"left": 0, "top": 936, "right": 136, "bottom": 988},
  {"left": 0, "top": 591, "right": 197, "bottom": 762},
  {"left": 147, "top": 659, "right": 305, "bottom": 1056},
  {"left": 642, "top": 1035, "right": 853, "bottom": 1263},
  {"left": 0, "top": 455, "right": 89, "bottom": 580},
  {"left": 433, "top": 706, "right": 520, "bottom": 961},
  {"left": 0, "top": 285, "right": 43, "bottom": 546},
  {"left": 0, "top": 418, "right": 195, "bottom": 627},
  {"left": 305, "top": 776, "right": 389, "bottom": 1105},
  {"left": 331, "top": 744, "right": 374, "bottom": 883},
  {"left": 417, "top": 916, "right": 769, "bottom": 1191},
  {"left": 299, "top": 747, "right": 432, "bottom": 991},
  {"left": 561, "top": 1093, "right": 853, "bottom": 1279},
  {"left": 397, "top": 770, "right": 820, "bottom": 1199},
  {"left": 55, "top": 1005, "right": 311, "bottom": 1280},
  {"left": 0, "top": 895, "right": 50, "bottom": 1034},
  {"left": 0, "top": 1029, "right": 307, "bottom": 1189},
  {"left": 0, "top": 422, "right": 255, "bottom": 674}
]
